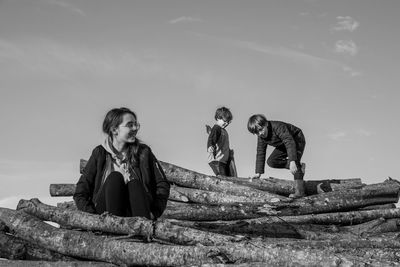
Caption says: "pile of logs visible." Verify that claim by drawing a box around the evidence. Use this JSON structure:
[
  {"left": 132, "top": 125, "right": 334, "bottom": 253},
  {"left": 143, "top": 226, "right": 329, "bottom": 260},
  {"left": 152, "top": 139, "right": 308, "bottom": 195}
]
[{"left": 1, "top": 160, "right": 400, "bottom": 266}]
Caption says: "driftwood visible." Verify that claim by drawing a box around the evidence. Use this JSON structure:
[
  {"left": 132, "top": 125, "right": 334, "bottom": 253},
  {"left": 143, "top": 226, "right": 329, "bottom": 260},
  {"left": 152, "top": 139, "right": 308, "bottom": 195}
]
[
  {"left": 215, "top": 175, "right": 363, "bottom": 196},
  {"left": 17, "top": 198, "right": 244, "bottom": 246},
  {"left": 0, "top": 231, "right": 26, "bottom": 260},
  {"left": 0, "top": 231, "right": 76, "bottom": 261},
  {"left": 54, "top": 199, "right": 278, "bottom": 221},
  {"left": 172, "top": 217, "right": 400, "bottom": 240},
  {"left": 359, "top": 203, "right": 397, "bottom": 210},
  {"left": 277, "top": 179, "right": 400, "bottom": 215},
  {"left": 180, "top": 207, "right": 400, "bottom": 228},
  {"left": 50, "top": 183, "right": 282, "bottom": 205},
  {"left": 162, "top": 201, "right": 278, "bottom": 221},
  {"left": 0, "top": 261, "right": 116, "bottom": 267},
  {"left": 2, "top": 207, "right": 395, "bottom": 266}
]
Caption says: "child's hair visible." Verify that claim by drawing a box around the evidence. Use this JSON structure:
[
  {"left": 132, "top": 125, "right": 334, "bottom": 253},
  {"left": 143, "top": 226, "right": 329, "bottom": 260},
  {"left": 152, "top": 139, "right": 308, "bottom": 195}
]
[
  {"left": 215, "top": 106, "right": 233, "bottom": 123},
  {"left": 102, "top": 107, "right": 142, "bottom": 166},
  {"left": 247, "top": 114, "right": 268, "bottom": 134}
]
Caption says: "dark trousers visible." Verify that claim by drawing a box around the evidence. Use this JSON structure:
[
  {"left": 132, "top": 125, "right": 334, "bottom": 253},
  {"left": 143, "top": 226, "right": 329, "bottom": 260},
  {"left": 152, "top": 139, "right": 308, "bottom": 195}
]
[
  {"left": 267, "top": 134, "right": 306, "bottom": 180},
  {"left": 95, "top": 172, "right": 151, "bottom": 219},
  {"left": 209, "top": 161, "right": 229, "bottom": 176}
]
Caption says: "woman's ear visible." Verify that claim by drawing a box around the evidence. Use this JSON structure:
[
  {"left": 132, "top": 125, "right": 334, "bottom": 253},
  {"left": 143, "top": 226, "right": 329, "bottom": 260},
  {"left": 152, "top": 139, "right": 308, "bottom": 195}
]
[{"left": 111, "top": 127, "right": 118, "bottom": 135}]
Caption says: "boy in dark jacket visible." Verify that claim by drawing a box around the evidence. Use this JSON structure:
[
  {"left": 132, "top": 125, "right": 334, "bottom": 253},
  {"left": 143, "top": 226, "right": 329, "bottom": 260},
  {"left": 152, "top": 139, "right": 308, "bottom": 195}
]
[
  {"left": 247, "top": 114, "right": 306, "bottom": 198},
  {"left": 207, "top": 107, "right": 233, "bottom": 176}
]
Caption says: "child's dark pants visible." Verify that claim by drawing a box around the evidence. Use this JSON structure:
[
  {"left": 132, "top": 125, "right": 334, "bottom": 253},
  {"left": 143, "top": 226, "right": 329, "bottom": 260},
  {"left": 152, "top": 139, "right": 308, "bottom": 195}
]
[
  {"left": 95, "top": 171, "right": 151, "bottom": 219},
  {"left": 209, "top": 161, "right": 229, "bottom": 176},
  {"left": 266, "top": 133, "right": 306, "bottom": 180}
]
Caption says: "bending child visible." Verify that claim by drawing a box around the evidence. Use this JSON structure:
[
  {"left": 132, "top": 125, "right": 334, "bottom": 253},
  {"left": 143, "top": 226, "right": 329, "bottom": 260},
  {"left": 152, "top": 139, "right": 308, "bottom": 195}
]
[
  {"left": 73, "top": 107, "right": 170, "bottom": 219},
  {"left": 207, "top": 107, "right": 233, "bottom": 176},
  {"left": 247, "top": 114, "right": 306, "bottom": 198}
]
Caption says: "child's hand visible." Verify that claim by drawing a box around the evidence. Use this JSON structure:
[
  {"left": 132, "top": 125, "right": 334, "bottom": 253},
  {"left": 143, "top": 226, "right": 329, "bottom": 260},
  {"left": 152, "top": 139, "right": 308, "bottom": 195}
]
[{"left": 289, "top": 161, "right": 298, "bottom": 175}]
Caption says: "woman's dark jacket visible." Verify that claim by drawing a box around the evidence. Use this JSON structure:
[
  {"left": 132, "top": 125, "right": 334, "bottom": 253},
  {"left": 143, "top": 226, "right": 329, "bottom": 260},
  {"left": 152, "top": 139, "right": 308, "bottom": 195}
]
[
  {"left": 73, "top": 144, "right": 170, "bottom": 218},
  {"left": 256, "top": 120, "right": 305, "bottom": 174}
]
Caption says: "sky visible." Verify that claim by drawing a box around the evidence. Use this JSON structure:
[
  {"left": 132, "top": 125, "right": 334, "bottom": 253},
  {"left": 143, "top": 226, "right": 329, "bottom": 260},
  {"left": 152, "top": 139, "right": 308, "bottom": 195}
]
[{"left": 1, "top": 0, "right": 400, "bottom": 209}]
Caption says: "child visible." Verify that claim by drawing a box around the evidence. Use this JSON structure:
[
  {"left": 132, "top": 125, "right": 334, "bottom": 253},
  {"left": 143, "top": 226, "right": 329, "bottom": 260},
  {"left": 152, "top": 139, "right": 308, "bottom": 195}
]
[
  {"left": 73, "top": 107, "right": 170, "bottom": 219},
  {"left": 207, "top": 106, "right": 234, "bottom": 176},
  {"left": 247, "top": 114, "right": 306, "bottom": 198}
]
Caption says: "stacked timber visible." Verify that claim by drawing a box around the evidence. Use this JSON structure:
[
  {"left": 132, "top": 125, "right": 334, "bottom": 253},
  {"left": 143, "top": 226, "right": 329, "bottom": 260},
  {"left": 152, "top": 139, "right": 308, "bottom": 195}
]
[{"left": 1, "top": 160, "right": 400, "bottom": 266}]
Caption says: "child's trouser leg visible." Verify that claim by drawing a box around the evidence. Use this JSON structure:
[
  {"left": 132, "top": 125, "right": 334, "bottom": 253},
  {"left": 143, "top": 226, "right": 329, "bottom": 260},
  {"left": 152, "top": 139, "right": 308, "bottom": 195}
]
[
  {"left": 209, "top": 162, "right": 228, "bottom": 176},
  {"left": 267, "top": 145, "right": 289, "bottom": 169},
  {"left": 95, "top": 171, "right": 128, "bottom": 216}
]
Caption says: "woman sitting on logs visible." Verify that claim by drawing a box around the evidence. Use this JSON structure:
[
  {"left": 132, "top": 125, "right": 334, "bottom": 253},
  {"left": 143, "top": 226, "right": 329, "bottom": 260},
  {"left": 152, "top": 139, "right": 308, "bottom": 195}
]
[{"left": 73, "top": 107, "right": 170, "bottom": 219}]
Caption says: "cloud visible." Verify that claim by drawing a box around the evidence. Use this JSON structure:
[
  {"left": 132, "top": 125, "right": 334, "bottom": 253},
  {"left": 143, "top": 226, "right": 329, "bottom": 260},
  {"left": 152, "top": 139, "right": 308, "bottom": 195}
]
[
  {"left": 342, "top": 65, "right": 363, "bottom": 77},
  {"left": 38, "top": 0, "right": 86, "bottom": 16},
  {"left": 169, "top": 16, "right": 203, "bottom": 24},
  {"left": 356, "top": 129, "right": 373, "bottom": 137},
  {"left": 335, "top": 40, "right": 358, "bottom": 56},
  {"left": 332, "top": 16, "right": 359, "bottom": 32},
  {"left": 189, "top": 32, "right": 362, "bottom": 78},
  {"left": 328, "top": 131, "right": 347, "bottom": 141},
  {"left": 328, "top": 129, "right": 373, "bottom": 141}
]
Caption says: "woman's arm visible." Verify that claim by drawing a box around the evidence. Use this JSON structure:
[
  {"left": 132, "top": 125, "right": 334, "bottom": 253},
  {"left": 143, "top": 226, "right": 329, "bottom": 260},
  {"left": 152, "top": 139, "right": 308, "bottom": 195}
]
[
  {"left": 149, "top": 151, "right": 170, "bottom": 218},
  {"left": 73, "top": 147, "right": 99, "bottom": 213}
]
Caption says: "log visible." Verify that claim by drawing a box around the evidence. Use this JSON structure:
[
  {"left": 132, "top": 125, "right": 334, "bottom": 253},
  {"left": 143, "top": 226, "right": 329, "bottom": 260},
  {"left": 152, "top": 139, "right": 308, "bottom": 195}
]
[
  {"left": 17, "top": 198, "right": 244, "bottom": 246},
  {"left": 0, "top": 207, "right": 221, "bottom": 266},
  {"left": 172, "top": 217, "right": 400, "bottom": 240},
  {"left": 179, "top": 208, "right": 400, "bottom": 228},
  {"left": 1, "top": 208, "right": 396, "bottom": 266},
  {"left": 359, "top": 203, "right": 397, "bottom": 210},
  {"left": 0, "top": 231, "right": 76, "bottom": 261},
  {"left": 215, "top": 175, "right": 363, "bottom": 196},
  {"left": 50, "top": 184, "right": 279, "bottom": 205},
  {"left": 278, "top": 179, "right": 400, "bottom": 215},
  {"left": 80, "top": 159, "right": 290, "bottom": 203},
  {"left": 161, "top": 201, "right": 279, "bottom": 221},
  {"left": 55, "top": 199, "right": 279, "bottom": 221},
  {"left": 0, "top": 260, "right": 116, "bottom": 267},
  {"left": 0, "top": 231, "right": 26, "bottom": 260}
]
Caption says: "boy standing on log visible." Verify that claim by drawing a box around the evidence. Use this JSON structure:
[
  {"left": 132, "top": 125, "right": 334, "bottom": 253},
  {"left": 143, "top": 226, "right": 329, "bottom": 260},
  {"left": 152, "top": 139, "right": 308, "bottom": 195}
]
[
  {"left": 247, "top": 114, "right": 306, "bottom": 198},
  {"left": 207, "top": 107, "right": 235, "bottom": 177}
]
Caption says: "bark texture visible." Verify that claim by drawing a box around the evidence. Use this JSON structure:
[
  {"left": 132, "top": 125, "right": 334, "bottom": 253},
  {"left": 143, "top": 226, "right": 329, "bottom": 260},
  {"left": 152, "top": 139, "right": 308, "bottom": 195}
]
[{"left": 17, "top": 198, "right": 244, "bottom": 246}]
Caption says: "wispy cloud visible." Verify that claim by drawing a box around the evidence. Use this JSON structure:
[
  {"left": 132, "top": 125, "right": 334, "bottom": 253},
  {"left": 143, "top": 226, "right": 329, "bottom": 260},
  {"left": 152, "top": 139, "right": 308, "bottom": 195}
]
[
  {"left": 356, "top": 129, "right": 373, "bottom": 137},
  {"left": 328, "top": 128, "right": 373, "bottom": 141},
  {"left": 169, "top": 16, "right": 203, "bottom": 24},
  {"left": 342, "top": 65, "right": 362, "bottom": 77},
  {"left": 332, "top": 16, "right": 359, "bottom": 32},
  {"left": 37, "top": 0, "right": 85, "bottom": 16},
  {"left": 328, "top": 131, "right": 347, "bottom": 141},
  {"left": 189, "top": 32, "right": 362, "bottom": 78},
  {"left": 335, "top": 40, "right": 358, "bottom": 56}
]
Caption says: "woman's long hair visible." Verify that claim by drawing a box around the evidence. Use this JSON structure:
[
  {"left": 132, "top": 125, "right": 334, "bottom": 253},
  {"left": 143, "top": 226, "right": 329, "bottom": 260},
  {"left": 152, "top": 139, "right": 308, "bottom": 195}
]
[{"left": 102, "top": 107, "right": 142, "bottom": 166}]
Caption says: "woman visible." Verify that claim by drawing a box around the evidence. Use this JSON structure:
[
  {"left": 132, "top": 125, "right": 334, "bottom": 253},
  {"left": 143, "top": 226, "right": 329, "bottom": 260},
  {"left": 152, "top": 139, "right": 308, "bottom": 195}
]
[{"left": 73, "top": 107, "right": 170, "bottom": 219}]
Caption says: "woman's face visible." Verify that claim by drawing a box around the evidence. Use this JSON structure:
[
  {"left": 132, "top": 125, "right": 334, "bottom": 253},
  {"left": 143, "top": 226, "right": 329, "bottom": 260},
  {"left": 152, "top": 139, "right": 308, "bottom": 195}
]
[{"left": 114, "top": 113, "right": 140, "bottom": 144}]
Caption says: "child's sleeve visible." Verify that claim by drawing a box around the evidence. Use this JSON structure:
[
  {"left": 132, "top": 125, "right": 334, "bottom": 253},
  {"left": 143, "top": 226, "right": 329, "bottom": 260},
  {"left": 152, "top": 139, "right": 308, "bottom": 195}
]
[
  {"left": 207, "top": 125, "right": 221, "bottom": 150},
  {"left": 255, "top": 136, "right": 268, "bottom": 174},
  {"left": 276, "top": 124, "right": 298, "bottom": 162}
]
